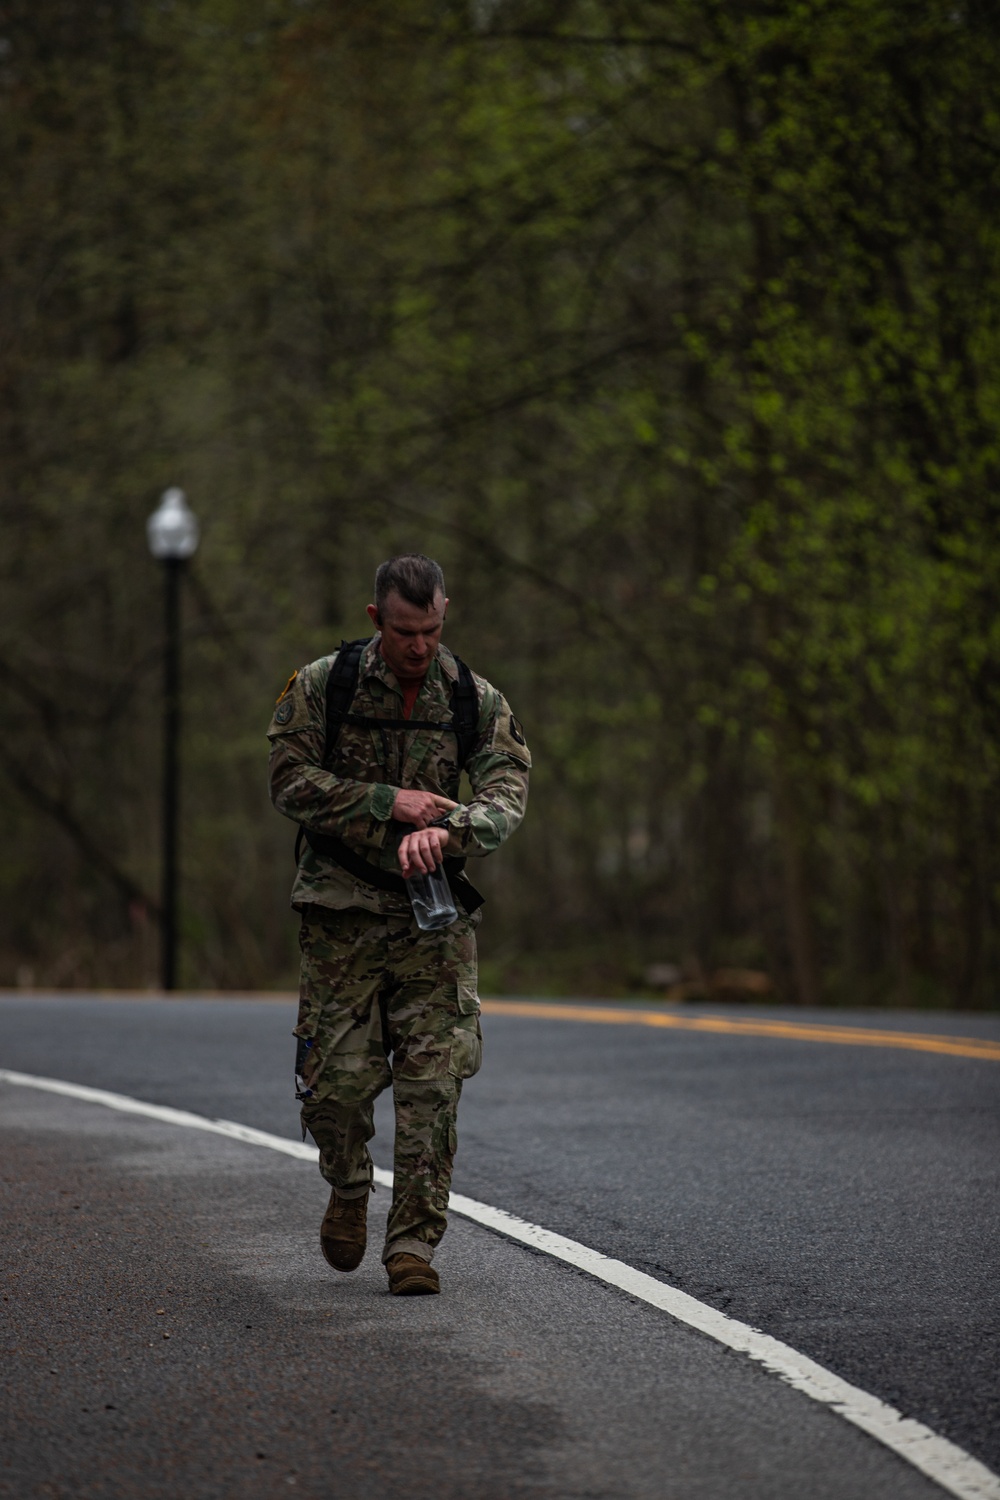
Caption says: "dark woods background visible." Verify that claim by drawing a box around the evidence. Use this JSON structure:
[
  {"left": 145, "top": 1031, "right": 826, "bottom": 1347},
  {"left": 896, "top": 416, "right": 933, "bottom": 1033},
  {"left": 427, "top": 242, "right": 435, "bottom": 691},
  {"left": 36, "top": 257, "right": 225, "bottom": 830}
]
[{"left": 2, "top": 1, "right": 998, "bottom": 1006}]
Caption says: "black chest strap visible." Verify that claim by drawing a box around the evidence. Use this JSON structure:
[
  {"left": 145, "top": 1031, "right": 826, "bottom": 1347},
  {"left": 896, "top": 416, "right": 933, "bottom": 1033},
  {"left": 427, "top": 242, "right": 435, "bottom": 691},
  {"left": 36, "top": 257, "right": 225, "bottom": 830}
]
[{"left": 320, "top": 638, "right": 479, "bottom": 769}]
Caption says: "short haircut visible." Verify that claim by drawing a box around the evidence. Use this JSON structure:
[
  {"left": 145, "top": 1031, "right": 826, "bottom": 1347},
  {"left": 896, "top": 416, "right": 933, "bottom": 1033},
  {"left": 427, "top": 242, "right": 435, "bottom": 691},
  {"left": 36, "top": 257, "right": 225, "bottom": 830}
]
[{"left": 374, "top": 554, "right": 446, "bottom": 619}]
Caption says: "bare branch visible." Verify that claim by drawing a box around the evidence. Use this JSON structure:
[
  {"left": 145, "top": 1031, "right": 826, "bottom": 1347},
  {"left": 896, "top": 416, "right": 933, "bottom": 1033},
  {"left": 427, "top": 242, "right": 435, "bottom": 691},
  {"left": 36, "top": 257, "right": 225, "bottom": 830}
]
[{"left": 0, "top": 745, "right": 159, "bottom": 917}]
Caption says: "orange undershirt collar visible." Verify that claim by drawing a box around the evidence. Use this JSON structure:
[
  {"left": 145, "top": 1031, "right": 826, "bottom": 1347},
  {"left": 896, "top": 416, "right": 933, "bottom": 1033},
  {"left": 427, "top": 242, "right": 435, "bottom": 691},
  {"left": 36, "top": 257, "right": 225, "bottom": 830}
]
[{"left": 400, "top": 679, "right": 422, "bottom": 720}]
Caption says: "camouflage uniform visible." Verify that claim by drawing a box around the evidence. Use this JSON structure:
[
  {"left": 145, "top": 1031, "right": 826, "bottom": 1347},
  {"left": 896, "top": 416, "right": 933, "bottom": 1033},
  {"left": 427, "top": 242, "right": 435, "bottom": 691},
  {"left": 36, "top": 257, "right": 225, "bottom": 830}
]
[{"left": 267, "top": 638, "right": 529, "bottom": 1264}]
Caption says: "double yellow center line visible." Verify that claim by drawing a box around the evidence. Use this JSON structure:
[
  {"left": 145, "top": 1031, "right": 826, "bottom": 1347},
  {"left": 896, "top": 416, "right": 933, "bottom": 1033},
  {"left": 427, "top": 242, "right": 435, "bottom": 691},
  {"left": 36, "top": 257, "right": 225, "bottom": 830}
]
[{"left": 480, "top": 1000, "right": 1000, "bottom": 1062}]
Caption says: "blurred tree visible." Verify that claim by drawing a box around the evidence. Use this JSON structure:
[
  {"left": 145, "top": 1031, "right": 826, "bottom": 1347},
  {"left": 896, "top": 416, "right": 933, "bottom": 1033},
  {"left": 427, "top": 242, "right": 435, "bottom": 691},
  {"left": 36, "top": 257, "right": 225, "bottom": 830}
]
[{"left": 0, "top": 0, "right": 997, "bottom": 1004}]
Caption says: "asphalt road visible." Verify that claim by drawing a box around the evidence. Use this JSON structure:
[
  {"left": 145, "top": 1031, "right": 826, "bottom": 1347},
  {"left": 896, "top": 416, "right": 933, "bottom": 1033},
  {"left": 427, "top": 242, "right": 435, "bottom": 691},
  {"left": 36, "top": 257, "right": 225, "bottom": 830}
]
[{"left": 1, "top": 993, "right": 998, "bottom": 1499}]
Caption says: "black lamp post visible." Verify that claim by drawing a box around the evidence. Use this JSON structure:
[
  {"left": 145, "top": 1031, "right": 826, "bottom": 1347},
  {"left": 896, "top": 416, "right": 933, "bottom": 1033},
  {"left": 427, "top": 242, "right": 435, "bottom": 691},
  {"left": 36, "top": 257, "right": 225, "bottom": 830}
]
[{"left": 146, "top": 488, "right": 199, "bottom": 992}]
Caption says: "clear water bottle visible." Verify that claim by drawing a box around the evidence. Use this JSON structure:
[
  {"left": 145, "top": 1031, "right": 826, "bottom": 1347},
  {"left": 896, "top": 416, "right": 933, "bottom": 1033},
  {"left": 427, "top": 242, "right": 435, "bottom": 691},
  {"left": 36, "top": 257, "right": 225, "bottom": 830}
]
[{"left": 406, "top": 861, "right": 458, "bottom": 931}]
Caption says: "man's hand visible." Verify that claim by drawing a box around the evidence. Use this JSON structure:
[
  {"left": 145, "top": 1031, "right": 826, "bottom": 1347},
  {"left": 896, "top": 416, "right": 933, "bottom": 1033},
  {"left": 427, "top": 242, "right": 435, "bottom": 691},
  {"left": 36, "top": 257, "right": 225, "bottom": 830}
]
[
  {"left": 398, "top": 825, "right": 449, "bottom": 879},
  {"left": 392, "top": 789, "right": 458, "bottom": 828}
]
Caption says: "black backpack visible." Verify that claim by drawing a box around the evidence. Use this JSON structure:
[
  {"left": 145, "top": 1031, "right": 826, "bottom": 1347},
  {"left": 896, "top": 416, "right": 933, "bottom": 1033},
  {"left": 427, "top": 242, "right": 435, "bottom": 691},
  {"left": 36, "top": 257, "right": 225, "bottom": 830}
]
[{"left": 297, "top": 638, "right": 484, "bottom": 913}]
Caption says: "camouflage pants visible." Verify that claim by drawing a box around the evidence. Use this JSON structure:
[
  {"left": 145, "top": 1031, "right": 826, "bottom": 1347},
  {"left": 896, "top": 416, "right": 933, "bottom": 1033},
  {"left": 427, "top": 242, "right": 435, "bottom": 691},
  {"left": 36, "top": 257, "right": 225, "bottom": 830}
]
[{"left": 294, "top": 904, "right": 483, "bottom": 1265}]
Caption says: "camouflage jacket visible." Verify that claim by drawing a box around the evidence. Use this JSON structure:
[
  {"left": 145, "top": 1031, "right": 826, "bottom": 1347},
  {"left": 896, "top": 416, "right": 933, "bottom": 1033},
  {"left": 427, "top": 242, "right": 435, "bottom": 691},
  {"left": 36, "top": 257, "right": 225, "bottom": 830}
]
[{"left": 267, "top": 637, "right": 530, "bottom": 913}]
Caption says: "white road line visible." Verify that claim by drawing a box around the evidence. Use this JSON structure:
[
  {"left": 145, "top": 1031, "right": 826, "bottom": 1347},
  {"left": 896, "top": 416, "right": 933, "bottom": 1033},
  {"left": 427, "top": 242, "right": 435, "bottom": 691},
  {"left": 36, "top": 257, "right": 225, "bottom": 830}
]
[{"left": 2, "top": 1067, "right": 997, "bottom": 1500}]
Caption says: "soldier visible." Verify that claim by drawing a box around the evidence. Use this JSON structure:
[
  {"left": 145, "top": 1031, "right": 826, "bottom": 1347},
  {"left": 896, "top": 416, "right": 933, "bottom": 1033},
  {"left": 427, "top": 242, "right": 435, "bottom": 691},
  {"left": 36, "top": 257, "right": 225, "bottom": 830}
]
[{"left": 267, "top": 554, "right": 529, "bottom": 1295}]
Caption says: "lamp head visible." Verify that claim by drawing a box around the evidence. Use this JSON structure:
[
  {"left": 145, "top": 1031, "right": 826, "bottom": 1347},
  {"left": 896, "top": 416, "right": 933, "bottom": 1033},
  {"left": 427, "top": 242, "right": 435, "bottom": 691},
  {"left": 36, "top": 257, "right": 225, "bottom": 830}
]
[{"left": 147, "top": 488, "right": 199, "bottom": 560}]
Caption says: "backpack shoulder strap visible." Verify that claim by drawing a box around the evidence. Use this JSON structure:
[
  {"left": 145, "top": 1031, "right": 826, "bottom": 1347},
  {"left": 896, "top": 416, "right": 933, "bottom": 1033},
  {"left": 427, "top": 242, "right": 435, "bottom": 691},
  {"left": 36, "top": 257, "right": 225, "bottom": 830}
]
[
  {"left": 322, "top": 638, "right": 369, "bottom": 769},
  {"left": 450, "top": 655, "right": 480, "bottom": 769}
]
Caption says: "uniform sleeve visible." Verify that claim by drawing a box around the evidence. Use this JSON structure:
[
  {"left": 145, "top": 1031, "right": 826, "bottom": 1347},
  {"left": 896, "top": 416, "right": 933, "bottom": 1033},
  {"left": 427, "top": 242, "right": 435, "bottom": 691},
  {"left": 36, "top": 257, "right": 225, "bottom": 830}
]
[
  {"left": 266, "top": 660, "right": 397, "bottom": 850},
  {"left": 442, "top": 684, "right": 530, "bottom": 858}
]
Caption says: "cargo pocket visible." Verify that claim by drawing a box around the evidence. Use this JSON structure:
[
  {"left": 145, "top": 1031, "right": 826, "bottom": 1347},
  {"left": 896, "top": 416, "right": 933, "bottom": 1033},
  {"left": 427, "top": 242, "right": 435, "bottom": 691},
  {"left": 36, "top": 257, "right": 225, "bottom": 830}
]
[
  {"left": 449, "top": 928, "right": 482, "bottom": 1079},
  {"left": 449, "top": 1011, "right": 483, "bottom": 1080},
  {"left": 457, "top": 977, "right": 479, "bottom": 1016}
]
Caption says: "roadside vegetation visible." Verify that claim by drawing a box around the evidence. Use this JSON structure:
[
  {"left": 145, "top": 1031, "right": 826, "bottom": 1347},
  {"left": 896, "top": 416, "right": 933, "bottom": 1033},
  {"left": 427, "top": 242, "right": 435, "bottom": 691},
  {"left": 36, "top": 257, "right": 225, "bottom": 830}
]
[{"left": 2, "top": 1, "right": 998, "bottom": 1005}]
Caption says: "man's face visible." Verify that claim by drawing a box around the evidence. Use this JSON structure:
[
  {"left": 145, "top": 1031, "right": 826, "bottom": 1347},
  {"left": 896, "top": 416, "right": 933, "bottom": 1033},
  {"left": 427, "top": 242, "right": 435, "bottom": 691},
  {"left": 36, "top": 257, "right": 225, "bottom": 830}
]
[{"left": 367, "top": 588, "right": 448, "bottom": 684}]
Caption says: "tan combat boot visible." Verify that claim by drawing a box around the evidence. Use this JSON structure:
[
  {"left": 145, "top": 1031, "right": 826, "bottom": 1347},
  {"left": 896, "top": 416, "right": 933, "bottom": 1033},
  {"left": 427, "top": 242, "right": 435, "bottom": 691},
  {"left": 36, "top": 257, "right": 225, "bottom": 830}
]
[
  {"left": 386, "top": 1253, "right": 440, "bottom": 1296},
  {"left": 320, "top": 1188, "right": 368, "bottom": 1272}
]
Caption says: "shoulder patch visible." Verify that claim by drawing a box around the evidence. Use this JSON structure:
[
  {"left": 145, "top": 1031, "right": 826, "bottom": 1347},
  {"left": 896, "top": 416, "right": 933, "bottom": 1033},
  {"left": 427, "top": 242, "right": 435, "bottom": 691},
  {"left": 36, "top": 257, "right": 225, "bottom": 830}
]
[
  {"left": 489, "top": 696, "right": 531, "bottom": 768},
  {"left": 266, "top": 666, "right": 312, "bottom": 737}
]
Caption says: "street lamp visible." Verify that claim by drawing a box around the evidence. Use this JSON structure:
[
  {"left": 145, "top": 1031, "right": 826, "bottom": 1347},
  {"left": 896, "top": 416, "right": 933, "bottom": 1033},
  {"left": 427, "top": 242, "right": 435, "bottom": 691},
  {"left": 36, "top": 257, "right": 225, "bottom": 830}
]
[{"left": 146, "top": 488, "right": 199, "bottom": 991}]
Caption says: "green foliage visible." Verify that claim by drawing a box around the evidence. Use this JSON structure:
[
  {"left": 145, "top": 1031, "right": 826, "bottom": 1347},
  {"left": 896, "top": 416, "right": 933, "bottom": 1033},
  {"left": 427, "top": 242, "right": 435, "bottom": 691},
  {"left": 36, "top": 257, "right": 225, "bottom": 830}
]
[{"left": 1, "top": 0, "right": 997, "bottom": 1004}]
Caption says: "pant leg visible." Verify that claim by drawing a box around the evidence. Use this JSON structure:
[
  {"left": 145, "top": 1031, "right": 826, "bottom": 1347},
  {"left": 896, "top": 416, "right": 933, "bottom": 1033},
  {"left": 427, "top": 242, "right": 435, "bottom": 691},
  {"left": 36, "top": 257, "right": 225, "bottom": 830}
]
[
  {"left": 295, "top": 906, "right": 392, "bottom": 1195},
  {"left": 381, "top": 910, "right": 483, "bottom": 1263}
]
